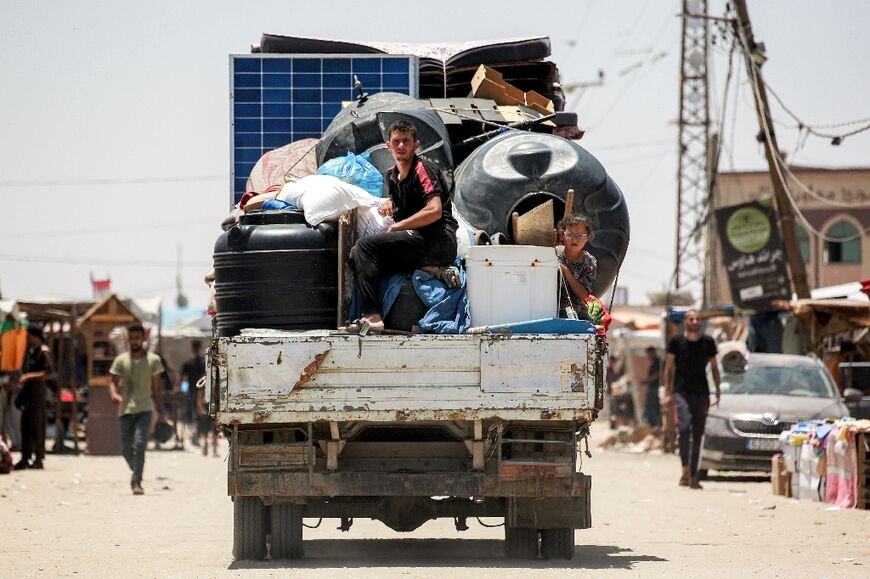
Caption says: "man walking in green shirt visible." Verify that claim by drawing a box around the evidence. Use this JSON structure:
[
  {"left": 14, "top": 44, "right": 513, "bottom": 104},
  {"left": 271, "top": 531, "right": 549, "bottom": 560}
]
[{"left": 108, "top": 323, "right": 164, "bottom": 495}]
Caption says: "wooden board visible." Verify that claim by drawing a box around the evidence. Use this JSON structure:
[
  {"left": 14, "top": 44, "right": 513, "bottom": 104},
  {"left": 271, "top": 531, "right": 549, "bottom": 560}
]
[{"left": 513, "top": 200, "right": 555, "bottom": 246}]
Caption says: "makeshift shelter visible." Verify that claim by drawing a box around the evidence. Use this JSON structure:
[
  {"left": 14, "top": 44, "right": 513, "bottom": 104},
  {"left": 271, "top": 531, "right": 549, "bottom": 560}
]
[{"left": 80, "top": 294, "right": 141, "bottom": 456}]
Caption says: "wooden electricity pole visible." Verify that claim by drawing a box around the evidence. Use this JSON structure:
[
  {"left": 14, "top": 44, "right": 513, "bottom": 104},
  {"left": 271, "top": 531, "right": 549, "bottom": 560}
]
[{"left": 732, "top": 0, "right": 811, "bottom": 299}]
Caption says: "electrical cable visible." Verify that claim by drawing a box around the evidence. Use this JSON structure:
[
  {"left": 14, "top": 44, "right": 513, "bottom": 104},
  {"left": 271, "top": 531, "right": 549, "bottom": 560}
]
[
  {"left": 0, "top": 175, "right": 227, "bottom": 188},
  {"left": 476, "top": 518, "right": 504, "bottom": 528},
  {"left": 0, "top": 254, "right": 212, "bottom": 268},
  {"left": 763, "top": 80, "right": 870, "bottom": 132},
  {"left": 735, "top": 22, "right": 870, "bottom": 244},
  {"left": 303, "top": 519, "right": 323, "bottom": 529}
]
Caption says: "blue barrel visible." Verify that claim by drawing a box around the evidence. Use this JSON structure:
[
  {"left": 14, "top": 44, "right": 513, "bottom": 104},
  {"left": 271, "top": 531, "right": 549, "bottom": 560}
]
[{"left": 213, "top": 210, "right": 338, "bottom": 336}]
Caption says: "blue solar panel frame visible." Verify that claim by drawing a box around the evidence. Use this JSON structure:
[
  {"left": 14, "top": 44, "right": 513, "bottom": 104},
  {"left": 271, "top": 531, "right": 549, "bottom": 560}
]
[{"left": 230, "top": 54, "right": 419, "bottom": 206}]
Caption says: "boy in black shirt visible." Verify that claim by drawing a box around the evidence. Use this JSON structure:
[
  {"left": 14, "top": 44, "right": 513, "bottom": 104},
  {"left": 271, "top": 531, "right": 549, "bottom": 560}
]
[{"left": 346, "top": 120, "right": 458, "bottom": 334}]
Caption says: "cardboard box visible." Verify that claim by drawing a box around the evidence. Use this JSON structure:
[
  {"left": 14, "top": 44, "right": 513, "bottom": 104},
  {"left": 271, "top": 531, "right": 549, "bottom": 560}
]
[
  {"left": 471, "top": 65, "right": 555, "bottom": 116},
  {"left": 771, "top": 454, "right": 792, "bottom": 497}
]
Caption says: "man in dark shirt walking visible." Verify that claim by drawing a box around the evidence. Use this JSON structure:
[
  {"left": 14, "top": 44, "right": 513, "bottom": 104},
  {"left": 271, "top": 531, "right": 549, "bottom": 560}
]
[
  {"left": 663, "top": 310, "right": 721, "bottom": 489},
  {"left": 346, "top": 120, "right": 459, "bottom": 334},
  {"left": 13, "top": 326, "right": 53, "bottom": 470}
]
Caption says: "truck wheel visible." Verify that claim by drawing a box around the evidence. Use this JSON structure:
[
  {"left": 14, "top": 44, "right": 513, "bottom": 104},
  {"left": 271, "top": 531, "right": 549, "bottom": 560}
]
[
  {"left": 504, "top": 526, "right": 538, "bottom": 559},
  {"left": 270, "top": 503, "right": 304, "bottom": 559},
  {"left": 540, "top": 528, "right": 575, "bottom": 560},
  {"left": 233, "top": 497, "right": 266, "bottom": 560}
]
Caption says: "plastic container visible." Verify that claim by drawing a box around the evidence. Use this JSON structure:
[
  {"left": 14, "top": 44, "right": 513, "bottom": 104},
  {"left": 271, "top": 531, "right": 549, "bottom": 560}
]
[
  {"left": 316, "top": 92, "right": 453, "bottom": 176},
  {"left": 213, "top": 210, "right": 338, "bottom": 337},
  {"left": 465, "top": 245, "right": 558, "bottom": 327},
  {"left": 452, "top": 131, "right": 630, "bottom": 296}
]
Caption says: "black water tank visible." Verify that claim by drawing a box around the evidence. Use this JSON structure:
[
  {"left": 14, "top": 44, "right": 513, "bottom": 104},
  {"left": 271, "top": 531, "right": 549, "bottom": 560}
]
[
  {"left": 317, "top": 92, "right": 453, "bottom": 176},
  {"left": 213, "top": 210, "right": 338, "bottom": 336},
  {"left": 452, "top": 132, "right": 630, "bottom": 295}
]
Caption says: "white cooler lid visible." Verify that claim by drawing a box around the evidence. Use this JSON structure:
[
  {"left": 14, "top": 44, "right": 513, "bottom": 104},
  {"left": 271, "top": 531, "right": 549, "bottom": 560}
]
[{"left": 466, "top": 244, "right": 558, "bottom": 265}]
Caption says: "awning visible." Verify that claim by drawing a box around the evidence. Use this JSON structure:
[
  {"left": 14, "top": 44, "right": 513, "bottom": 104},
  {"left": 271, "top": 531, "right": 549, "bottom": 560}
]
[{"left": 793, "top": 298, "right": 870, "bottom": 337}]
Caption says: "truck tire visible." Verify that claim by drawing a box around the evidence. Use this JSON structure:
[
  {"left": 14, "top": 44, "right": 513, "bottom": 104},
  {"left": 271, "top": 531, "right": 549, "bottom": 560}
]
[
  {"left": 504, "top": 526, "right": 538, "bottom": 559},
  {"left": 540, "top": 528, "right": 575, "bottom": 560},
  {"left": 233, "top": 497, "right": 266, "bottom": 560},
  {"left": 270, "top": 503, "right": 304, "bottom": 559}
]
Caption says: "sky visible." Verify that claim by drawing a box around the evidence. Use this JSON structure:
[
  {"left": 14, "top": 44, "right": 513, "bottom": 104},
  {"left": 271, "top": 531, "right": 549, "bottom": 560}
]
[{"left": 1, "top": 0, "right": 869, "bottom": 311}]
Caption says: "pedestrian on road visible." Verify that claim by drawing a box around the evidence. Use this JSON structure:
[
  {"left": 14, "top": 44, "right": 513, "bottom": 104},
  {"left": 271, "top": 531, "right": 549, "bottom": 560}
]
[
  {"left": 643, "top": 346, "right": 662, "bottom": 428},
  {"left": 13, "top": 326, "right": 53, "bottom": 470},
  {"left": 663, "top": 310, "right": 721, "bottom": 489},
  {"left": 108, "top": 322, "right": 165, "bottom": 495}
]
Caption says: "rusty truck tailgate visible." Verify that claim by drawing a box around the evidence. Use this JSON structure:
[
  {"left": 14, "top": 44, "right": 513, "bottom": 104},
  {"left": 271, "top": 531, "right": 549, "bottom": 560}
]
[{"left": 212, "top": 330, "right": 603, "bottom": 424}]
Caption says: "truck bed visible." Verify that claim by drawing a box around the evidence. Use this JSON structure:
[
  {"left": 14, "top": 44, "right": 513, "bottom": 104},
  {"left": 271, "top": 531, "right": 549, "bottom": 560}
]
[{"left": 210, "top": 330, "right": 605, "bottom": 425}]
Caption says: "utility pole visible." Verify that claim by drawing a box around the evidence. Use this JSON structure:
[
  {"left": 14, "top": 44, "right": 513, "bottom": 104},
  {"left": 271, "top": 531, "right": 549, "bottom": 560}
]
[
  {"left": 673, "top": 0, "right": 711, "bottom": 308},
  {"left": 732, "top": 0, "right": 811, "bottom": 299}
]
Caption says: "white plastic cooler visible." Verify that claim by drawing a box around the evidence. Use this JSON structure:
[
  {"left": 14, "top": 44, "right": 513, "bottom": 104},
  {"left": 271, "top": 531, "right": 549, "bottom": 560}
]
[{"left": 465, "top": 245, "right": 559, "bottom": 327}]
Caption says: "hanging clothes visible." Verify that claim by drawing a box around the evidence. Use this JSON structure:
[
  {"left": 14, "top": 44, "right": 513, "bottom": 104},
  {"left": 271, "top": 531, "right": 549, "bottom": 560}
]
[{"left": 0, "top": 327, "right": 27, "bottom": 372}]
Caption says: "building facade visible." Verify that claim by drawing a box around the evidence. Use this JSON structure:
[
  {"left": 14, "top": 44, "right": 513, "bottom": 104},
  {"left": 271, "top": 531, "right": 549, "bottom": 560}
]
[{"left": 709, "top": 166, "right": 870, "bottom": 306}]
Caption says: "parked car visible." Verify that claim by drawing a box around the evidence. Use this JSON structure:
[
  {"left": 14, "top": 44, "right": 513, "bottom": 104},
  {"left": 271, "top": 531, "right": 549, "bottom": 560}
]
[{"left": 699, "top": 353, "right": 850, "bottom": 477}]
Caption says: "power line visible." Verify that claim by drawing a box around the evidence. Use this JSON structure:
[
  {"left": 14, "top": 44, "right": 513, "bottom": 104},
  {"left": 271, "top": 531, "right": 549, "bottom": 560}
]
[
  {"left": 0, "top": 254, "right": 212, "bottom": 268},
  {"left": 762, "top": 80, "right": 870, "bottom": 144},
  {"left": 0, "top": 218, "right": 220, "bottom": 240},
  {"left": 0, "top": 175, "right": 227, "bottom": 188},
  {"left": 736, "top": 21, "right": 870, "bottom": 245},
  {"left": 590, "top": 138, "right": 673, "bottom": 151}
]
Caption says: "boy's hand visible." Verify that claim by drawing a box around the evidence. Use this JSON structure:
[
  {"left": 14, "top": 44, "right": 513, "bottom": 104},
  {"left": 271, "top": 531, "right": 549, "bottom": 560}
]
[{"left": 378, "top": 199, "right": 394, "bottom": 217}]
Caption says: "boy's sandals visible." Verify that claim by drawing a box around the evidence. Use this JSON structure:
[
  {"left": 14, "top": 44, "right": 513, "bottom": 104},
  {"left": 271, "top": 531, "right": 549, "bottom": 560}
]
[
  {"left": 339, "top": 318, "right": 384, "bottom": 336},
  {"left": 433, "top": 266, "right": 461, "bottom": 289}
]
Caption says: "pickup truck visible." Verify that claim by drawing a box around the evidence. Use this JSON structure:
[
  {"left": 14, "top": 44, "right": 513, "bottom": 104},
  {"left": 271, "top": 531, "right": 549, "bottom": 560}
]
[
  {"left": 211, "top": 41, "right": 625, "bottom": 562},
  {"left": 207, "top": 327, "right": 606, "bottom": 560}
]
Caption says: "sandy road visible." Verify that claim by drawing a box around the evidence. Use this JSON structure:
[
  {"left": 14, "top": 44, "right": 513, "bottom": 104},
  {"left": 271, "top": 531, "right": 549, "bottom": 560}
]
[{"left": 2, "top": 425, "right": 868, "bottom": 578}]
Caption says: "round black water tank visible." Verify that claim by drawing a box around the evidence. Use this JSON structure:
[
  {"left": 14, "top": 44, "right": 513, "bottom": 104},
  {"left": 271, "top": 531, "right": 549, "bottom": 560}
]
[
  {"left": 452, "top": 132, "right": 630, "bottom": 295},
  {"left": 317, "top": 92, "right": 453, "bottom": 176},
  {"left": 213, "top": 210, "right": 338, "bottom": 337}
]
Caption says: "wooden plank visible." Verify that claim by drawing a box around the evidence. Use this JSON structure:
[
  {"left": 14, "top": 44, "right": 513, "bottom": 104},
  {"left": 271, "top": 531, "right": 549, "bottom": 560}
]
[
  {"left": 500, "top": 461, "right": 573, "bottom": 482},
  {"left": 514, "top": 200, "right": 555, "bottom": 246},
  {"left": 239, "top": 443, "right": 311, "bottom": 466}
]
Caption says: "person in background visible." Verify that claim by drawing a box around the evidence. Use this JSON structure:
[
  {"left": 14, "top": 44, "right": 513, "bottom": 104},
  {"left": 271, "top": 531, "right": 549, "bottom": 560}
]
[
  {"left": 196, "top": 378, "right": 219, "bottom": 457},
  {"left": 108, "top": 323, "right": 165, "bottom": 495},
  {"left": 178, "top": 340, "right": 207, "bottom": 448},
  {"left": 13, "top": 326, "right": 53, "bottom": 470},
  {"left": 555, "top": 214, "right": 597, "bottom": 320},
  {"left": 0, "top": 316, "right": 28, "bottom": 450},
  {"left": 152, "top": 351, "right": 177, "bottom": 449},
  {"left": 663, "top": 310, "right": 721, "bottom": 490},
  {"left": 643, "top": 346, "right": 662, "bottom": 429}
]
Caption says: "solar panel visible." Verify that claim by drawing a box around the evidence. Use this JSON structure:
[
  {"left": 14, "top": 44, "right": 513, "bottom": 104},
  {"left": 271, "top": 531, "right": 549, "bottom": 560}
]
[{"left": 230, "top": 54, "right": 419, "bottom": 206}]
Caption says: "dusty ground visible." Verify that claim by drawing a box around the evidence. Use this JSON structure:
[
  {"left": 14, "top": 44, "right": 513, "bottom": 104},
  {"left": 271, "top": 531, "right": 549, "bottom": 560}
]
[{"left": 2, "top": 423, "right": 868, "bottom": 578}]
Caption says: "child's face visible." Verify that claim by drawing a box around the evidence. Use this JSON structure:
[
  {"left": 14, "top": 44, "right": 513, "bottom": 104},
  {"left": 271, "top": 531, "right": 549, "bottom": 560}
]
[{"left": 562, "top": 224, "right": 591, "bottom": 251}]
